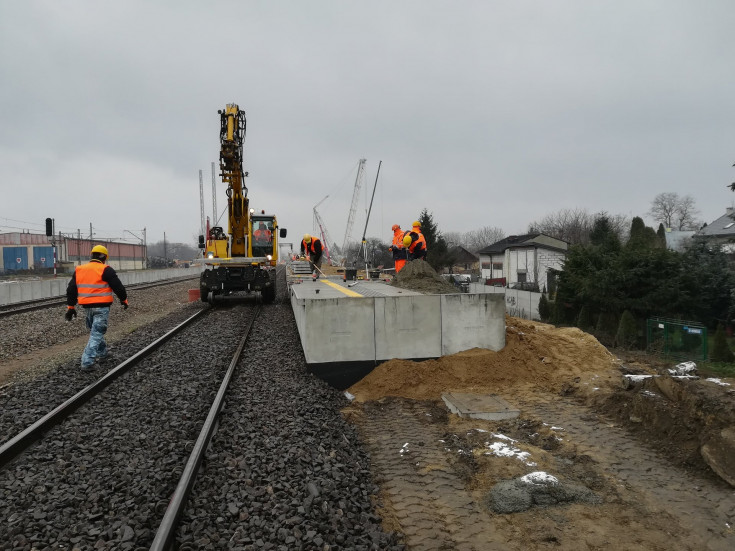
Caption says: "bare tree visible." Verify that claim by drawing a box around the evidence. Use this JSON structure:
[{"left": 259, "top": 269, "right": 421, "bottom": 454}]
[
  {"left": 462, "top": 226, "right": 505, "bottom": 252},
  {"left": 648, "top": 192, "right": 700, "bottom": 230},
  {"left": 528, "top": 208, "right": 629, "bottom": 246}
]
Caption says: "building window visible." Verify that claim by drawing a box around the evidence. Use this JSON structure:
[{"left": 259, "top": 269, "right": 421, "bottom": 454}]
[
  {"left": 481, "top": 262, "right": 491, "bottom": 269},
  {"left": 517, "top": 271, "right": 527, "bottom": 283},
  {"left": 492, "top": 262, "right": 503, "bottom": 270}
]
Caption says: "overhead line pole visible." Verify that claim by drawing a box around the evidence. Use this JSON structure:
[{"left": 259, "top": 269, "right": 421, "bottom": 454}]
[{"left": 360, "top": 160, "right": 382, "bottom": 280}]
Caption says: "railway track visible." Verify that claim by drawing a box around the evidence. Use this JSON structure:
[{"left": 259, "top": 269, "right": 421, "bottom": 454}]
[
  {"left": 0, "top": 269, "right": 403, "bottom": 550},
  {"left": 0, "top": 275, "right": 200, "bottom": 318}
]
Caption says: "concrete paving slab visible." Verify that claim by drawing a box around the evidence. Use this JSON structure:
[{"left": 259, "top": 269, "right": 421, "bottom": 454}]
[{"left": 441, "top": 392, "right": 520, "bottom": 420}]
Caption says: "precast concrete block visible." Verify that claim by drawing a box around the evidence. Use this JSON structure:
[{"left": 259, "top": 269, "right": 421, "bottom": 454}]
[
  {"left": 375, "top": 295, "right": 441, "bottom": 360},
  {"left": 441, "top": 293, "right": 505, "bottom": 355},
  {"left": 301, "top": 297, "right": 375, "bottom": 363}
]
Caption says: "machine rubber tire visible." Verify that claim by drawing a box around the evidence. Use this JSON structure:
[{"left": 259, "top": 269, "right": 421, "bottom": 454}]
[{"left": 200, "top": 286, "right": 209, "bottom": 303}]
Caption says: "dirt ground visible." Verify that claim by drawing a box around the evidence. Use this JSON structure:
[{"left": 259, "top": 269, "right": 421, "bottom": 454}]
[{"left": 346, "top": 317, "right": 735, "bottom": 551}]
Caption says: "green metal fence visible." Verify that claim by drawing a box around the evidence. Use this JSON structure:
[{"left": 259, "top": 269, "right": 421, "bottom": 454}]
[{"left": 646, "top": 318, "right": 708, "bottom": 361}]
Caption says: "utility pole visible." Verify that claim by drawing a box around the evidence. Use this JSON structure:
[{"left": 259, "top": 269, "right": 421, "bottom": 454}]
[
  {"left": 163, "top": 232, "right": 167, "bottom": 264},
  {"left": 89, "top": 223, "right": 93, "bottom": 240},
  {"left": 143, "top": 227, "right": 147, "bottom": 269},
  {"left": 199, "top": 170, "right": 205, "bottom": 238},
  {"left": 77, "top": 229, "right": 81, "bottom": 265}
]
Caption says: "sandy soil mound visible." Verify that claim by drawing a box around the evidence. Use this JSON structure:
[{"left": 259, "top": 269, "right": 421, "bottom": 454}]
[
  {"left": 349, "top": 316, "right": 620, "bottom": 402},
  {"left": 389, "top": 260, "right": 457, "bottom": 294}
]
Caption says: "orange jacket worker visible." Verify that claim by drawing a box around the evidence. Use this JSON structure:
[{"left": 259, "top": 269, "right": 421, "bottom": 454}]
[
  {"left": 254, "top": 222, "right": 272, "bottom": 243},
  {"left": 300, "top": 234, "right": 324, "bottom": 279},
  {"left": 403, "top": 221, "right": 427, "bottom": 261},
  {"left": 66, "top": 245, "right": 128, "bottom": 372},
  {"left": 389, "top": 224, "right": 407, "bottom": 273}
]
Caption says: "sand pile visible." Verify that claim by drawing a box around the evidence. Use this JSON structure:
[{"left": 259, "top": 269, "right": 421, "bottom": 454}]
[
  {"left": 348, "top": 316, "right": 620, "bottom": 402},
  {"left": 390, "top": 260, "right": 457, "bottom": 294}
]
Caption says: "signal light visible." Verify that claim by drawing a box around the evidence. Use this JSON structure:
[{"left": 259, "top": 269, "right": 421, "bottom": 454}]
[{"left": 45, "top": 218, "right": 53, "bottom": 236}]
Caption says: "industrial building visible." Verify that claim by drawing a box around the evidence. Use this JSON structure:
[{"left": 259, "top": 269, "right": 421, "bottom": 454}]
[{"left": 0, "top": 232, "right": 147, "bottom": 274}]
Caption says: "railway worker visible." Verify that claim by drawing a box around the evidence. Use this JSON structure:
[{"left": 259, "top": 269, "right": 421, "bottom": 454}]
[
  {"left": 65, "top": 245, "right": 128, "bottom": 372},
  {"left": 300, "top": 234, "right": 323, "bottom": 279},
  {"left": 254, "top": 222, "right": 272, "bottom": 244},
  {"left": 389, "top": 224, "right": 408, "bottom": 273},
  {"left": 403, "top": 221, "right": 427, "bottom": 261}
]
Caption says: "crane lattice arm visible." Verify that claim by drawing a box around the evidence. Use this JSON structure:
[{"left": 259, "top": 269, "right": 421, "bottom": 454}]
[{"left": 341, "top": 158, "right": 366, "bottom": 254}]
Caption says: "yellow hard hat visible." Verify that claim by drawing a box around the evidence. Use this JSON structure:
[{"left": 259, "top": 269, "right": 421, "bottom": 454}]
[
  {"left": 91, "top": 245, "right": 109, "bottom": 256},
  {"left": 303, "top": 233, "right": 312, "bottom": 243},
  {"left": 403, "top": 235, "right": 413, "bottom": 247},
  {"left": 412, "top": 221, "right": 421, "bottom": 228}
]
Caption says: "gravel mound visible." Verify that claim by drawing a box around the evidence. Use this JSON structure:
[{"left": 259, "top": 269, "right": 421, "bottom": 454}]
[{"left": 389, "top": 261, "right": 457, "bottom": 294}]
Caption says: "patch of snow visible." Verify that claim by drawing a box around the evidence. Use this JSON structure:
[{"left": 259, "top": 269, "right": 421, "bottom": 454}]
[
  {"left": 625, "top": 374, "right": 654, "bottom": 381},
  {"left": 642, "top": 390, "right": 659, "bottom": 398},
  {"left": 706, "top": 378, "right": 731, "bottom": 387},
  {"left": 484, "top": 441, "right": 536, "bottom": 466},
  {"left": 492, "top": 433, "right": 515, "bottom": 441},
  {"left": 343, "top": 391, "right": 355, "bottom": 401},
  {"left": 521, "top": 471, "right": 559, "bottom": 486},
  {"left": 399, "top": 443, "right": 410, "bottom": 455}
]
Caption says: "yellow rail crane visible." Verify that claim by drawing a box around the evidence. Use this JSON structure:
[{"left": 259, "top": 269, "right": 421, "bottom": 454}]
[{"left": 197, "top": 103, "right": 286, "bottom": 303}]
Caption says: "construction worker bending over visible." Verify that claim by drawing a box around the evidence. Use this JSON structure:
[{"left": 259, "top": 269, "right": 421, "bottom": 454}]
[
  {"left": 389, "top": 224, "right": 408, "bottom": 273},
  {"left": 300, "top": 234, "right": 324, "bottom": 279},
  {"left": 65, "top": 245, "right": 128, "bottom": 372},
  {"left": 403, "top": 220, "right": 427, "bottom": 261}
]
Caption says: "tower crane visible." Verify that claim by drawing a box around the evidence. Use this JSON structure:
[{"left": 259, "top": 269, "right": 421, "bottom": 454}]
[
  {"left": 313, "top": 195, "right": 335, "bottom": 265},
  {"left": 341, "top": 159, "right": 367, "bottom": 256}
]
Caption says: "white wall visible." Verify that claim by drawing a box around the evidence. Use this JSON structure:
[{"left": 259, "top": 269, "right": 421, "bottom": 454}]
[{"left": 469, "top": 283, "right": 541, "bottom": 320}]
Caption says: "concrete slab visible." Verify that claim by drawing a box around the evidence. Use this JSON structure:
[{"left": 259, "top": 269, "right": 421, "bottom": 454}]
[
  {"left": 441, "top": 392, "right": 520, "bottom": 420},
  {"left": 289, "top": 277, "right": 506, "bottom": 366}
]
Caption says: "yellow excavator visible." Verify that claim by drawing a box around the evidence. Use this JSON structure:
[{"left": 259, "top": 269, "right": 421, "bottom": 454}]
[{"left": 197, "top": 103, "right": 286, "bottom": 303}]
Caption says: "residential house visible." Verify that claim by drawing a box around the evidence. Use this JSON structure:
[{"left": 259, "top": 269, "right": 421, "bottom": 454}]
[
  {"left": 446, "top": 246, "right": 479, "bottom": 275},
  {"left": 664, "top": 229, "right": 695, "bottom": 252},
  {"left": 694, "top": 207, "right": 735, "bottom": 252},
  {"left": 477, "top": 233, "right": 568, "bottom": 292}
]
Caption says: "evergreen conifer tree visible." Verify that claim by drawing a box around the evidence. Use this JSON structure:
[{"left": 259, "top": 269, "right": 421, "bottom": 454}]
[
  {"left": 710, "top": 323, "right": 735, "bottom": 363},
  {"left": 615, "top": 310, "right": 638, "bottom": 349}
]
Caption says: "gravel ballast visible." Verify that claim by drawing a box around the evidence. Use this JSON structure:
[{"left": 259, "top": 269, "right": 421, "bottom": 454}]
[{"left": 0, "top": 274, "right": 404, "bottom": 550}]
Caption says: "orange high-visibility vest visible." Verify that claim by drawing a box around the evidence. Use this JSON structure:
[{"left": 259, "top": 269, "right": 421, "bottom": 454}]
[
  {"left": 408, "top": 231, "right": 426, "bottom": 254},
  {"left": 75, "top": 261, "right": 113, "bottom": 305}
]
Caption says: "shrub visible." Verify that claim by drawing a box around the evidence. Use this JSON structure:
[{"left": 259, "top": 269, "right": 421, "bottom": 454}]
[
  {"left": 576, "top": 304, "right": 594, "bottom": 332},
  {"left": 538, "top": 294, "right": 551, "bottom": 321},
  {"left": 595, "top": 311, "right": 619, "bottom": 346},
  {"left": 710, "top": 323, "right": 735, "bottom": 363},
  {"left": 615, "top": 310, "right": 638, "bottom": 349}
]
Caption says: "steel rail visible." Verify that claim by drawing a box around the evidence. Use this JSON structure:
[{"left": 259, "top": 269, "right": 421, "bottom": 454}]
[
  {"left": 150, "top": 305, "right": 261, "bottom": 551},
  {"left": 0, "top": 308, "right": 209, "bottom": 469},
  {"left": 0, "top": 276, "right": 200, "bottom": 318}
]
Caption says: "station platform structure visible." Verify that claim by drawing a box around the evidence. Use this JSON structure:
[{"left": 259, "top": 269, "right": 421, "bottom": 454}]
[{"left": 289, "top": 276, "right": 505, "bottom": 368}]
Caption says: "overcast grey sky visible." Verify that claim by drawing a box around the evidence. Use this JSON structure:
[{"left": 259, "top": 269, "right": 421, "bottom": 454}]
[{"left": 1, "top": 1, "right": 734, "bottom": 249}]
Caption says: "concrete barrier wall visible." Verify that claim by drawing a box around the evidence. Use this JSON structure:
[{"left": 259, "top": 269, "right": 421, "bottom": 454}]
[
  {"left": 0, "top": 268, "right": 199, "bottom": 306},
  {"left": 441, "top": 293, "right": 505, "bottom": 355},
  {"left": 375, "top": 295, "right": 442, "bottom": 360},
  {"left": 292, "top": 289, "right": 506, "bottom": 364},
  {"left": 469, "top": 284, "right": 541, "bottom": 321}
]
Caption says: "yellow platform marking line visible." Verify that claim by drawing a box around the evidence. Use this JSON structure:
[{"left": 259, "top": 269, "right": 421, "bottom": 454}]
[{"left": 320, "top": 279, "right": 363, "bottom": 297}]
